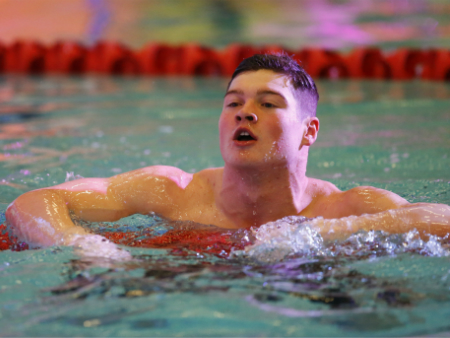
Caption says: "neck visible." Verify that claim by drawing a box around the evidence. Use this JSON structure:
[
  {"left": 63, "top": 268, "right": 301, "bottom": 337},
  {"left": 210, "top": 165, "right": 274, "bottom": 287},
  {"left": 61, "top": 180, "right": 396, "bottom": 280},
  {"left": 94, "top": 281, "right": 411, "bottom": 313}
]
[{"left": 217, "top": 151, "right": 310, "bottom": 228}]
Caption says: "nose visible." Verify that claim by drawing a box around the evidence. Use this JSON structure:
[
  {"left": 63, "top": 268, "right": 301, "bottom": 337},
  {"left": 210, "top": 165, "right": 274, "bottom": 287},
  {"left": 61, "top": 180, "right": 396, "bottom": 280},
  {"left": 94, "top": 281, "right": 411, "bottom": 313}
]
[{"left": 235, "top": 109, "right": 258, "bottom": 123}]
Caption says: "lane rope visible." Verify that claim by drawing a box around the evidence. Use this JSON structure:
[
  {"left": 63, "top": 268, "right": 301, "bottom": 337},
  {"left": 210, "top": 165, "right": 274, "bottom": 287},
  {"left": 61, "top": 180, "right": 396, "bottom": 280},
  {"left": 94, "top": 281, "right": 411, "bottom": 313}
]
[{"left": 0, "top": 41, "right": 449, "bottom": 80}]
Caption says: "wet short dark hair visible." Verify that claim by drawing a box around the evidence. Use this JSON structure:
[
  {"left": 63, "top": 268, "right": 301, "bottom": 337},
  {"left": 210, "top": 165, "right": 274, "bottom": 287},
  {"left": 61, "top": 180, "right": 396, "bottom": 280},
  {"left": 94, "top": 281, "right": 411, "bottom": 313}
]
[{"left": 228, "top": 54, "right": 319, "bottom": 118}]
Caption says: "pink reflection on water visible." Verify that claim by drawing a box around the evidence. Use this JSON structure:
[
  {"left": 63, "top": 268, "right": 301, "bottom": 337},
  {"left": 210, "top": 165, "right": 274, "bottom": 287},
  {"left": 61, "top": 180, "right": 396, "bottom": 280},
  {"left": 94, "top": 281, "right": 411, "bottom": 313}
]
[
  {"left": 2, "top": 141, "right": 26, "bottom": 150},
  {"left": 0, "top": 0, "right": 448, "bottom": 49},
  {"left": 304, "top": 0, "right": 373, "bottom": 48}
]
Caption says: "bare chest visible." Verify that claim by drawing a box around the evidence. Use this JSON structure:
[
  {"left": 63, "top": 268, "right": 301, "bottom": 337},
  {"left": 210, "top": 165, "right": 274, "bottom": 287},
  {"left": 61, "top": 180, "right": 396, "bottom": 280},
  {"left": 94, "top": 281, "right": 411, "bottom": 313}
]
[{"left": 162, "top": 176, "right": 237, "bottom": 228}]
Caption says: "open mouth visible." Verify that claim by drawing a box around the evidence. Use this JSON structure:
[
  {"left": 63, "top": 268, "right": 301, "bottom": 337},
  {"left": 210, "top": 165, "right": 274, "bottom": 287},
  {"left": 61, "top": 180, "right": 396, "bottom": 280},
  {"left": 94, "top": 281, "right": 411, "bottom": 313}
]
[
  {"left": 234, "top": 129, "right": 257, "bottom": 142},
  {"left": 237, "top": 132, "right": 255, "bottom": 141}
]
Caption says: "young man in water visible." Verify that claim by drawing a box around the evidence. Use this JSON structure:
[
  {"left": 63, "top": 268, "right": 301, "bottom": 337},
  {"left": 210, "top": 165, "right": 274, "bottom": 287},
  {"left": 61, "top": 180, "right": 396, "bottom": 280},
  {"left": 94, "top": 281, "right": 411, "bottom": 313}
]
[{"left": 5, "top": 54, "right": 450, "bottom": 258}]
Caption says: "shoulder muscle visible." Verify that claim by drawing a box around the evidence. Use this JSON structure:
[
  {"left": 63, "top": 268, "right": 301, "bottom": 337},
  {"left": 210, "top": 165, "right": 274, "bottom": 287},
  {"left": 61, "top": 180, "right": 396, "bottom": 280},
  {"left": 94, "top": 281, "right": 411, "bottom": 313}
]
[
  {"left": 341, "top": 186, "right": 409, "bottom": 215},
  {"left": 120, "top": 165, "right": 193, "bottom": 189},
  {"left": 108, "top": 166, "right": 193, "bottom": 215}
]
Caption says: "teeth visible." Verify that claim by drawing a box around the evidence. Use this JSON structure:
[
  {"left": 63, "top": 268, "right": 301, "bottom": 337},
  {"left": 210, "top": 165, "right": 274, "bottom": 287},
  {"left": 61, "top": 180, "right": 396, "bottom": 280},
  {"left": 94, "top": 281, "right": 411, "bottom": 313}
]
[{"left": 240, "top": 132, "right": 249, "bottom": 136}]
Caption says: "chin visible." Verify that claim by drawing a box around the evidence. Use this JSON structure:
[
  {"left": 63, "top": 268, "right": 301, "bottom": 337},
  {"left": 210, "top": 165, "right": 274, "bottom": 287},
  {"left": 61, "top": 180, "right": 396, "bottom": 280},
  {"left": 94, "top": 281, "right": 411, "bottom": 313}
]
[
  {"left": 222, "top": 145, "right": 289, "bottom": 168},
  {"left": 225, "top": 155, "right": 283, "bottom": 169},
  {"left": 224, "top": 155, "right": 259, "bottom": 167}
]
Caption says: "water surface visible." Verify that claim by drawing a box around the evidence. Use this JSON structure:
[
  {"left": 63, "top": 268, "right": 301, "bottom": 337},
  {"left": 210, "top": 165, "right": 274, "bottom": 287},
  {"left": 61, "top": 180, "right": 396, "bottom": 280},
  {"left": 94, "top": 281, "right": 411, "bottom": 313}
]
[{"left": 1, "top": 76, "right": 450, "bottom": 336}]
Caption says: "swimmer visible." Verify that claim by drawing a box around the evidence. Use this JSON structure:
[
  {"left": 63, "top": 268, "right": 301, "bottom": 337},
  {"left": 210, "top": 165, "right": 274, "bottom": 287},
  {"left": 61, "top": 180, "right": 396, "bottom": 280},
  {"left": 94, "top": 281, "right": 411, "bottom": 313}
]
[{"left": 5, "top": 54, "right": 450, "bottom": 259}]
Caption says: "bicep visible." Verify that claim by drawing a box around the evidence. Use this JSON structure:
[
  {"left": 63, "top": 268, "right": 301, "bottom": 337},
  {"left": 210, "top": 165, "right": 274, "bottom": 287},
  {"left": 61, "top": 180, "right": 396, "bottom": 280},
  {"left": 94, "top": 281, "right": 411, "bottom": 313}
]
[
  {"left": 107, "top": 166, "right": 190, "bottom": 217},
  {"left": 49, "top": 177, "right": 130, "bottom": 222},
  {"left": 48, "top": 166, "right": 189, "bottom": 221}
]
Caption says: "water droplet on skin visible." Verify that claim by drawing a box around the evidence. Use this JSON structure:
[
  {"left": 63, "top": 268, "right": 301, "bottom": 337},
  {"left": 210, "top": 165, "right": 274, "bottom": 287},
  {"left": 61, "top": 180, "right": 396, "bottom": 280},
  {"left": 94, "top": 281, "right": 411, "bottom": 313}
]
[{"left": 253, "top": 210, "right": 256, "bottom": 215}]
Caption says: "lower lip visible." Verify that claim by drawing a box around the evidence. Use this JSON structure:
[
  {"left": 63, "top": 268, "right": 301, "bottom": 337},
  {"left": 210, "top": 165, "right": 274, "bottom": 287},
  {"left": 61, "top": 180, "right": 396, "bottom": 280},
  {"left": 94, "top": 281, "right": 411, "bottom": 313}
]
[{"left": 233, "top": 140, "right": 257, "bottom": 147}]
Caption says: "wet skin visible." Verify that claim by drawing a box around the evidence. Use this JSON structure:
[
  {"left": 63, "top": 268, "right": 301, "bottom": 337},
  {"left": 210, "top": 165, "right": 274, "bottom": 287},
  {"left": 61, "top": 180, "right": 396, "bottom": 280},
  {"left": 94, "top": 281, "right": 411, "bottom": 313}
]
[{"left": 5, "top": 70, "right": 450, "bottom": 248}]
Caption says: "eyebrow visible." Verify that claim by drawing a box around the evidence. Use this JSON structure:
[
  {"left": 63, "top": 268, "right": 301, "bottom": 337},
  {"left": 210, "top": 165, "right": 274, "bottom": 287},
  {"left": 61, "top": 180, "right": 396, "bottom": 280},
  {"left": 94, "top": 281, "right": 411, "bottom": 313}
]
[
  {"left": 224, "top": 89, "right": 243, "bottom": 98},
  {"left": 224, "top": 89, "right": 287, "bottom": 103},
  {"left": 256, "top": 90, "right": 287, "bottom": 102}
]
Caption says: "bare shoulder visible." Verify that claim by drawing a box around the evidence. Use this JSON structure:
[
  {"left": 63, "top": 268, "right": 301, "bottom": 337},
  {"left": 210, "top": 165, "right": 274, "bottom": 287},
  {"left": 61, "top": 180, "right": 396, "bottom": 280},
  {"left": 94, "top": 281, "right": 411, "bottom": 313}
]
[
  {"left": 191, "top": 167, "right": 223, "bottom": 188},
  {"left": 107, "top": 165, "right": 195, "bottom": 216},
  {"left": 340, "top": 186, "right": 409, "bottom": 210},
  {"left": 324, "top": 185, "right": 410, "bottom": 217},
  {"left": 304, "top": 180, "right": 410, "bottom": 218},
  {"left": 301, "top": 178, "right": 340, "bottom": 217},
  {"left": 111, "top": 165, "right": 194, "bottom": 190},
  {"left": 46, "top": 165, "right": 192, "bottom": 195}
]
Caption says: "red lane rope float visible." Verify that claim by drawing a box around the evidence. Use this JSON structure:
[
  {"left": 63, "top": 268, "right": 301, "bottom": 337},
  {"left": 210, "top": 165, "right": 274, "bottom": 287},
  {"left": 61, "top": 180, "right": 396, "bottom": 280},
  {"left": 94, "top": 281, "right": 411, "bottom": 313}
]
[
  {"left": 0, "top": 40, "right": 449, "bottom": 80},
  {"left": 0, "top": 223, "right": 248, "bottom": 257},
  {"left": 45, "top": 42, "right": 88, "bottom": 74},
  {"left": 345, "top": 48, "right": 390, "bottom": 78},
  {"left": 427, "top": 49, "right": 450, "bottom": 80},
  {"left": 3, "top": 41, "right": 47, "bottom": 74},
  {"left": 299, "top": 49, "right": 349, "bottom": 79},
  {"left": 386, "top": 48, "right": 425, "bottom": 80},
  {"left": 86, "top": 41, "right": 140, "bottom": 75}
]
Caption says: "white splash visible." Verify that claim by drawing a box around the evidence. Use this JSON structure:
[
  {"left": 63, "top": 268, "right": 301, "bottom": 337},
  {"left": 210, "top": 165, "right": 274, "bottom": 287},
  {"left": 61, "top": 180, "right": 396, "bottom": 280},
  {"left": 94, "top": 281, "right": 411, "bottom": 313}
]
[
  {"left": 233, "top": 216, "right": 450, "bottom": 263},
  {"left": 71, "top": 234, "right": 132, "bottom": 262},
  {"left": 234, "top": 216, "right": 324, "bottom": 263}
]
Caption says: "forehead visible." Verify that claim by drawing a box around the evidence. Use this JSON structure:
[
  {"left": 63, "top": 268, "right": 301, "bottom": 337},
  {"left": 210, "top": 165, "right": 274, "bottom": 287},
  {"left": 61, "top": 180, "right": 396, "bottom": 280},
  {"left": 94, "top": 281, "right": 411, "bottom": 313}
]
[{"left": 228, "top": 70, "right": 295, "bottom": 97}]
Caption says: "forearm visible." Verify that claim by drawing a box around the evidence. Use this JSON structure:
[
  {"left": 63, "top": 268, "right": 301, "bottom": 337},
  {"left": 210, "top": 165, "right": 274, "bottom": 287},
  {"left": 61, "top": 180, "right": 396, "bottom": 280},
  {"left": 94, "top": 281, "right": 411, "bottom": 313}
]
[
  {"left": 311, "top": 203, "right": 450, "bottom": 241},
  {"left": 5, "top": 189, "right": 88, "bottom": 247}
]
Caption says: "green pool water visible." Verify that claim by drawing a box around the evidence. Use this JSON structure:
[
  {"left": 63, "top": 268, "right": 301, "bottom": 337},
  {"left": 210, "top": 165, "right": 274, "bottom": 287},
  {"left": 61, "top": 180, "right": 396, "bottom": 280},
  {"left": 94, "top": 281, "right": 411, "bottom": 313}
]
[{"left": 0, "top": 75, "right": 450, "bottom": 336}]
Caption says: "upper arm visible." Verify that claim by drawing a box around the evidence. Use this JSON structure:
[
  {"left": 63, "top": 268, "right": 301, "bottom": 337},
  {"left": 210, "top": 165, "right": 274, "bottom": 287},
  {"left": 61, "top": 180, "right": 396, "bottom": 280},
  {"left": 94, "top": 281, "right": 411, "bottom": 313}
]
[
  {"left": 341, "top": 186, "right": 410, "bottom": 216},
  {"left": 47, "top": 165, "right": 193, "bottom": 222},
  {"left": 107, "top": 165, "right": 193, "bottom": 216}
]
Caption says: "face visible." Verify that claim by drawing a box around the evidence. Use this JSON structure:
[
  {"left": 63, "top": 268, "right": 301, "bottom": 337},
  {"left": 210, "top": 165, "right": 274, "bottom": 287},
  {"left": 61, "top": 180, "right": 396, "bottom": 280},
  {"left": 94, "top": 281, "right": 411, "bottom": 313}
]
[{"left": 219, "top": 70, "right": 310, "bottom": 168}]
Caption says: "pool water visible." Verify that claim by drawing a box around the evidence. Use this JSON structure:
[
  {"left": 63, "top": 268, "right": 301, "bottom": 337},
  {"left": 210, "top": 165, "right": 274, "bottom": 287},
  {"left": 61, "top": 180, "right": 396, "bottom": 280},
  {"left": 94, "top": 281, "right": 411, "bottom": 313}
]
[{"left": 1, "top": 75, "right": 450, "bottom": 336}]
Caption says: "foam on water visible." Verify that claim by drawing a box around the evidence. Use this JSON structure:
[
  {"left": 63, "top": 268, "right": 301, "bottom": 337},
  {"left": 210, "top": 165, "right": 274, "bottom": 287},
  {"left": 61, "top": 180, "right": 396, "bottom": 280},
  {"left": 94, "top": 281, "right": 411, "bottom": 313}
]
[
  {"left": 233, "top": 216, "right": 450, "bottom": 263},
  {"left": 231, "top": 216, "right": 325, "bottom": 262},
  {"left": 71, "top": 234, "right": 133, "bottom": 262}
]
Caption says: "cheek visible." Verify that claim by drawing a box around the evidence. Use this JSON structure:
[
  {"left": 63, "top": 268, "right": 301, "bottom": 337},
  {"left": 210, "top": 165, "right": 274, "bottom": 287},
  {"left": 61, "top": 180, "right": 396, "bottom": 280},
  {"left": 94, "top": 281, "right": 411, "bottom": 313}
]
[
  {"left": 267, "top": 117, "right": 292, "bottom": 144},
  {"left": 218, "top": 115, "right": 232, "bottom": 143},
  {"left": 273, "top": 119, "right": 302, "bottom": 148},
  {"left": 266, "top": 117, "right": 283, "bottom": 137},
  {"left": 218, "top": 115, "right": 226, "bottom": 136}
]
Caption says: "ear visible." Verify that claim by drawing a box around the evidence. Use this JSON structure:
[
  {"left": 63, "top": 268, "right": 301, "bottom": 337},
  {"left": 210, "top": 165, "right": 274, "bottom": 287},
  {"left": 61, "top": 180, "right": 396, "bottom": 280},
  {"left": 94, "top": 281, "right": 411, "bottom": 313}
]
[{"left": 300, "top": 117, "right": 319, "bottom": 147}]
